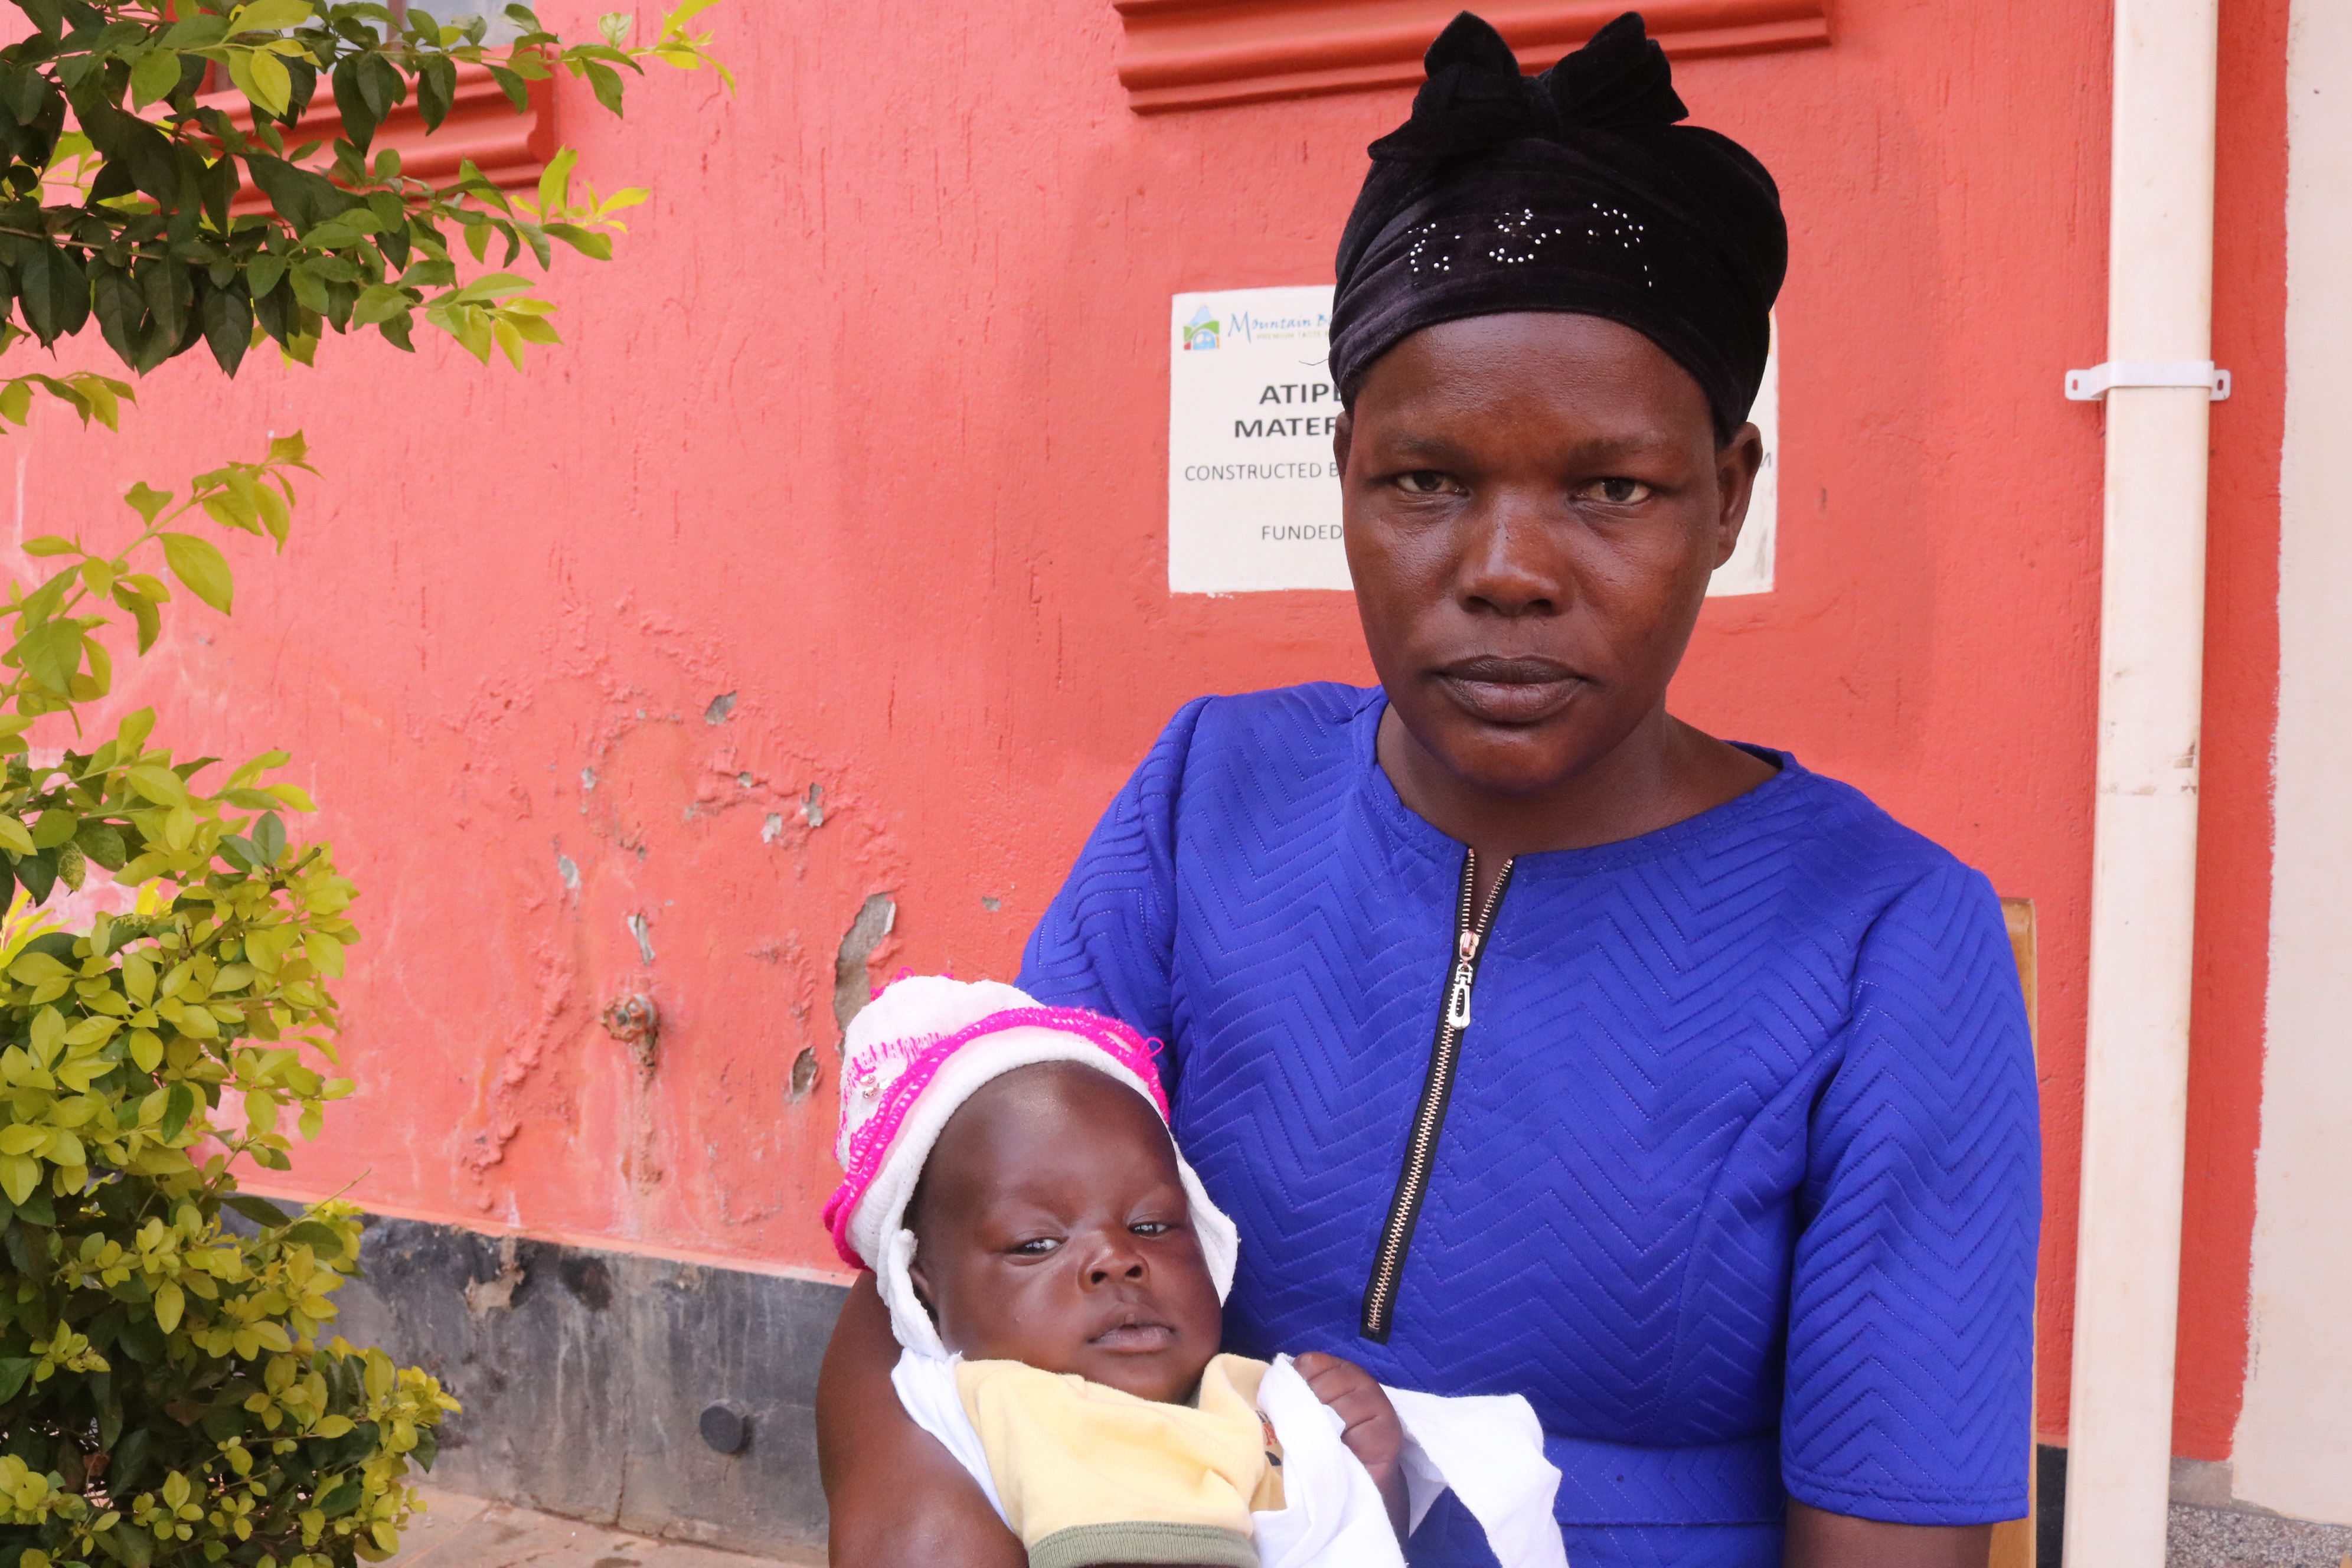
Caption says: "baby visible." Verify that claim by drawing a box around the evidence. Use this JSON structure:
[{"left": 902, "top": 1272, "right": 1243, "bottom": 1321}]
[{"left": 822, "top": 978, "right": 1567, "bottom": 1568}]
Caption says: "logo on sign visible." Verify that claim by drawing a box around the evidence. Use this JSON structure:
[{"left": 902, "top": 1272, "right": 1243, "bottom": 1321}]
[{"left": 1182, "top": 306, "right": 1220, "bottom": 351}]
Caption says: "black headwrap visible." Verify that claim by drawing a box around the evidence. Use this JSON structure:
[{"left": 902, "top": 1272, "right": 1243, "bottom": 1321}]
[{"left": 1328, "top": 11, "right": 1786, "bottom": 439}]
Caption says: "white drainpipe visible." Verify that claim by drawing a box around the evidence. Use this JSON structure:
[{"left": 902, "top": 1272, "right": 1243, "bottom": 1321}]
[{"left": 2063, "top": 2, "right": 2223, "bottom": 1565}]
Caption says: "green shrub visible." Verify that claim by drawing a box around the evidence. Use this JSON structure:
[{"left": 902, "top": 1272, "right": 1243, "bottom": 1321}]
[
  {"left": 0, "top": 435, "right": 460, "bottom": 1568},
  {"left": 0, "top": 4, "right": 735, "bottom": 1566}
]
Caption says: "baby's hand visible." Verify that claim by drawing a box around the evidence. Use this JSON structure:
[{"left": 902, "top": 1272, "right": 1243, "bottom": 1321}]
[{"left": 1292, "top": 1351, "right": 1408, "bottom": 1542}]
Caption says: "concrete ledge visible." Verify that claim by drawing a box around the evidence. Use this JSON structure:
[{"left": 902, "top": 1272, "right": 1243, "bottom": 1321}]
[{"left": 329, "top": 1216, "right": 848, "bottom": 1560}]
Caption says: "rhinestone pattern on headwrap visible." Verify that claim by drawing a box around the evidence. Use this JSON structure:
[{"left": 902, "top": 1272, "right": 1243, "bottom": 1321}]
[{"left": 1328, "top": 11, "right": 1787, "bottom": 439}]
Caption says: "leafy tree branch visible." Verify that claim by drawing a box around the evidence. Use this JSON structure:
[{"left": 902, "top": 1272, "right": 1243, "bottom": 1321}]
[{"left": 0, "top": 0, "right": 726, "bottom": 416}]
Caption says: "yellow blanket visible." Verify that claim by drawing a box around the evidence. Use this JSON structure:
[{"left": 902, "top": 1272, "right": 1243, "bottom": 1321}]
[{"left": 956, "top": 1353, "right": 1288, "bottom": 1568}]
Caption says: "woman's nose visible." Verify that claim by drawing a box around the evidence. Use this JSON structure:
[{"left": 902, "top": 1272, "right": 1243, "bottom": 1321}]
[{"left": 1455, "top": 495, "right": 1566, "bottom": 617}]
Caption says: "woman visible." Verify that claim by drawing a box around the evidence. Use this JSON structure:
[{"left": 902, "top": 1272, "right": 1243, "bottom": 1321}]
[{"left": 818, "top": 14, "right": 2037, "bottom": 1568}]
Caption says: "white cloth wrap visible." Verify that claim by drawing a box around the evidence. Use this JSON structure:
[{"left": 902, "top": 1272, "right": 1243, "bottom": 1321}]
[{"left": 893, "top": 1350, "right": 1569, "bottom": 1568}]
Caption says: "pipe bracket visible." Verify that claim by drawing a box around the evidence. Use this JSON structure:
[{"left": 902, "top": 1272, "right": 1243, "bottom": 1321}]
[{"left": 2065, "top": 360, "right": 2232, "bottom": 401}]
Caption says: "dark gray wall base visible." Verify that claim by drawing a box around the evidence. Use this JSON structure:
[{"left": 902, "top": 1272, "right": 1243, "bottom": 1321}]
[
  {"left": 328, "top": 1215, "right": 848, "bottom": 1559},
  {"left": 2037, "top": 1443, "right": 2065, "bottom": 1568}
]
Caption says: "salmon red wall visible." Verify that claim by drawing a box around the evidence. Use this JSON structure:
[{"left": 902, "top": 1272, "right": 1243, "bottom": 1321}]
[{"left": 0, "top": 0, "right": 2283, "bottom": 1459}]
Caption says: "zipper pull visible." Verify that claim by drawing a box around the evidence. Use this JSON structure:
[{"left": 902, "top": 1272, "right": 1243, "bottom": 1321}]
[{"left": 1445, "top": 959, "right": 1475, "bottom": 1031}]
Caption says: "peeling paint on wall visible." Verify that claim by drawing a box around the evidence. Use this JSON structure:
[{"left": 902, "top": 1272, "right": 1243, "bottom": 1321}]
[
  {"left": 786, "top": 1048, "right": 819, "bottom": 1105},
  {"left": 831, "top": 895, "right": 896, "bottom": 1036}
]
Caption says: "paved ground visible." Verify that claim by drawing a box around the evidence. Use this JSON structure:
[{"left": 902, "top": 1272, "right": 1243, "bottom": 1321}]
[
  {"left": 386, "top": 1485, "right": 2352, "bottom": 1568},
  {"left": 390, "top": 1489, "right": 824, "bottom": 1568},
  {"left": 2168, "top": 1503, "right": 2352, "bottom": 1568}
]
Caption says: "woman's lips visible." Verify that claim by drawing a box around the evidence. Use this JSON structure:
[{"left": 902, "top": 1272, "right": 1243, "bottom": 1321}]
[{"left": 1432, "top": 657, "right": 1586, "bottom": 725}]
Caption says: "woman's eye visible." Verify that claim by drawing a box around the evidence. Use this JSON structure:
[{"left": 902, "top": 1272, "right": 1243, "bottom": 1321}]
[
  {"left": 1396, "top": 471, "right": 1454, "bottom": 494},
  {"left": 1011, "top": 1237, "right": 1062, "bottom": 1256},
  {"left": 1130, "top": 1221, "right": 1172, "bottom": 1237},
  {"left": 1582, "top": 477, "right": 1654, "bottom": 504}
]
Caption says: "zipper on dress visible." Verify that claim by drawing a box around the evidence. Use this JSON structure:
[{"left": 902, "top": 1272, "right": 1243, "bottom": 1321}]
[{"left": 1359, "top": 847, "right": 1515, "bottom": 1343}]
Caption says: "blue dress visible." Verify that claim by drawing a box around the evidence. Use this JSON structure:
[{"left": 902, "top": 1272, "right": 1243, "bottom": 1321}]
[{"left": 1018, "top": 684, "right": 2039, "bottom": 1568}]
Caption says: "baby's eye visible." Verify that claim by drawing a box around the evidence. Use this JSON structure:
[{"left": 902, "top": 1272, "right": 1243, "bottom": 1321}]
[
  {"left": 1578, "top": 476, "right": 1654, "bottom": 504},
  {"left": 1010, "top": 1237, "right": 1062, "bottom": 1256}
]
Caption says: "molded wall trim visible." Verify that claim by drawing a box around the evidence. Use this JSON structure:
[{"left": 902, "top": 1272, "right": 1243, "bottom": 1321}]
[
  {"left": 1113, "top": 0, "right": 1831, "bottom": 113},
  {"left": 198, "top": 63, "right": 556, "bottom": 202}
]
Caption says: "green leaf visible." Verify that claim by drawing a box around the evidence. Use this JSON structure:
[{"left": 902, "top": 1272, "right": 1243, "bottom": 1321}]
[
  {"left": 536, "top": 145, "right": 576, "bottom": 218},
  {"left": 128, "top": 765, "right": 189, "bottom": 806},
  {"left": 254, "top": 811, "right": 287, "bottom": 863},
  {"left": 92, "top": 263, "right": 145, "bottom": 370},
  {"left": 139, "top": 260, "right": 192, "bottom": 365},
  {"left": 18, "top": 243, "right": 88, "bottom": 348},
  {"left": 83, "top": 105, "right": 178, "bottom": 210},
  {"left": 21, "top": 535, "right": 76, "bottom": 557},
  {"left": 15, "top": 848, "right": 55, "bottom": 906},
  {"left": 417, "top": 55, "right": 457, "bottom": 129},
  {"left": 110, "top": 582, "right": 161, "bottom": 654},
  {"left": 161, "top": 14, "right": 231, "bottom": 48},
  {"left": 221, "top": 1191, "right": 292, "bottom": 1226},
  {"left": 0, "top": 1357, "right": 32, "bottom": 1403},
  {"left": 285, "top": 1219, "right": 343, "bottom": 1258},
  {"left": 125, "top": 481, "right": 172, "bottom": 525},
  {"left": 582, "top": 58, "right": 625, "bottom": 116},
  {"left": 233, "top": 0, "right": 318, "bottom": 31},
  {"left": 330, "top": 60, "right": 380, "bottom": 152},
  {"left": 350, "top": 283, "right": 409, "bottom": 325},
  {"left": 99, "top": 1523, "right": 156, "bottom": 1568},
  {"left": 202, "top": 282, "right": 253, "bottom": 377},
  {"left": 289, "top": 261, "right": 329, "bottom": 315},
  {"left": 129, "top": 48, "right": 184, "bottom": 110},
  {"left": 486, "top": 63, "right": 529, "bottom": 112},
  {"left": 246, "top": 252, "right": 288, "bottom": 303},
  {"left": 13, "top": 619, "right": 81, "bottom": 694},
  {"left": 244, "top": 50, "right": 293, "bottom": 120},
  {"left": 73, "top": 821, "right": 125, "bottom": 871},
  {"left": 544, "top": 223, "right": 613, "bottom": 261},
  {"left": 8, "top": 951, "right": 68, "bottom": 985},
  {"left": 161, "top": 1083, "right": 199, "bottom": 1144},
  {"left": 358, "top": 50, "right": 405, "bottom": 120},
  {"left": 160, "top": 532, "right": 234, "bottom": 613}
]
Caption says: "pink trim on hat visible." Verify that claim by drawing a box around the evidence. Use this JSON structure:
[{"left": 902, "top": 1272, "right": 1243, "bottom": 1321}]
[{"left": 819, "top": 1007, "right": 1170, "bottom": 1271}]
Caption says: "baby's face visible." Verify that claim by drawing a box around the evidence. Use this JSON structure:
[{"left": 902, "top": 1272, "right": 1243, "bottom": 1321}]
[{"left": 906, "top": 1063, "right": 1223, "bottom": 1403}]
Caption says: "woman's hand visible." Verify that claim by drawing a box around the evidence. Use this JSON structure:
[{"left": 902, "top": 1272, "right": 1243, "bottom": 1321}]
[
  {"left": 816, "top": 1273, "right": 1025, "bottom": 1568},
  {"left": 1292, "top": 1351, "right": 1410, "bottom": 1541},
  {"left": 1783, "top": 1498, "right": 1993, "bottom": 1568}
]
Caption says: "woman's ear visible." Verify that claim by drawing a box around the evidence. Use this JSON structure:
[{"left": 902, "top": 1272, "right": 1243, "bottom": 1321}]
[
  {"left": 1711, "top": 422, "right": 1764, "bottom": 569},
  {"left": 1332, "top": 410, "right": 1354, "bottom": 480}
]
